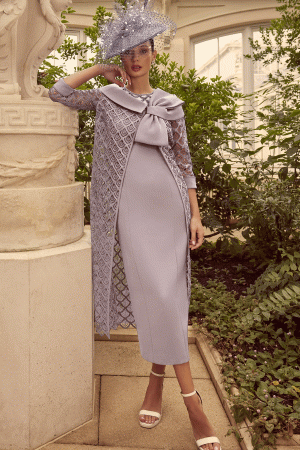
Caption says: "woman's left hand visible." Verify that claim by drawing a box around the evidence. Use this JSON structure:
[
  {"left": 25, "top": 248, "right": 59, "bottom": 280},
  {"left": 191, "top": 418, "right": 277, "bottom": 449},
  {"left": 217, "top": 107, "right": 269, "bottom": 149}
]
[
  {"left": 99, "top": 64, "right": 131, "bottom": 87},
  {"left": 189, "top": 216, "right": 205, "bottom": 250}
]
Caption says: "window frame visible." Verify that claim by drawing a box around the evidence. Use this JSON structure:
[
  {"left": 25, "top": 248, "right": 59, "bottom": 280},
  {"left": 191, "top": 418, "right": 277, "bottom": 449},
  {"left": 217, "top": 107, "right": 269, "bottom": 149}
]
[
  {"left": 191, "top": 23, "right": 271, "bottom": 95},
  {"left": 191, "top": 24, "right": 280, "bottom": 157}
]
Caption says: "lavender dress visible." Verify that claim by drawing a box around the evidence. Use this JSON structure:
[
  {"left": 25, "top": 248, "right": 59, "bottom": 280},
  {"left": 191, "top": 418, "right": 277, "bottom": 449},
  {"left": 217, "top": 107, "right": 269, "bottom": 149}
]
[
  {"left": 48, "top": 81, "right": 196, "bottom": 365},
  {"left": 117, "top": 89, "right": 190, "bottom": 365}
]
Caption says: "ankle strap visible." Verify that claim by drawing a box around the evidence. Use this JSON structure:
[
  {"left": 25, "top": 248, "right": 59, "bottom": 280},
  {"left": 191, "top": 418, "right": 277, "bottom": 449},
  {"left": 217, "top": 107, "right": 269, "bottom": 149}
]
[
  {"left": 181, "top": 390, "right": 196, "bottom": 397},
  {"left": 150, "top": 369, "right": 165, "bottom": 377},
  {"left": 181, "top": 389, "right": 203, "bottom": 404}
]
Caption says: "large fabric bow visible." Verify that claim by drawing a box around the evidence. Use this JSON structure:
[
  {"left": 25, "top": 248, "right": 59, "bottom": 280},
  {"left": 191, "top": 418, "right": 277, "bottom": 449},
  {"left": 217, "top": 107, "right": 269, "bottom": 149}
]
[{"left": 135, "top": 94, "right": 185, "bottom": 147}]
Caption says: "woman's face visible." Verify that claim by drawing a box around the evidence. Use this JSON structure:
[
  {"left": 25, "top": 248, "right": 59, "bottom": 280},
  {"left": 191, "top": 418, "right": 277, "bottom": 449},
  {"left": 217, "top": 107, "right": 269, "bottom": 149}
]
[{"left": 121, "top": 41, "right": 157, "bottom": 79}]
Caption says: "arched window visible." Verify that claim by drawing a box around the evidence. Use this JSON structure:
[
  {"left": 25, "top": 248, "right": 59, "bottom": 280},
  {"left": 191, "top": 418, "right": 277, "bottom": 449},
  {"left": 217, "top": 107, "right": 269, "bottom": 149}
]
[
  {"left": 193, "top": 25, "right": 286, "bottom": 158},
  {"left": 193, "top": 25, "right": 282, "bottom": 95}
]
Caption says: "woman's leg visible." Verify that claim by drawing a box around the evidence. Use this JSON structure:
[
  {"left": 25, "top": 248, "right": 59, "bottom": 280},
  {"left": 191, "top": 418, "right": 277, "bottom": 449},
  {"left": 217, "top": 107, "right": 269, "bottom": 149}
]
[
  {"left": 173, "top": 361, "right": 221, "bottom": 450},
  {"left": 139, "top": 363, "right": 165, "bottom": 425}
]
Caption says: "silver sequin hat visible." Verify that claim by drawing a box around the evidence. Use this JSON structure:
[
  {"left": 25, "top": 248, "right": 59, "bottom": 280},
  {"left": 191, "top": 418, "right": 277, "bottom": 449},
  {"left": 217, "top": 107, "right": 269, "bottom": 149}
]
[{"left": 97, "top": 0, "right": 177, "bottom": 61}]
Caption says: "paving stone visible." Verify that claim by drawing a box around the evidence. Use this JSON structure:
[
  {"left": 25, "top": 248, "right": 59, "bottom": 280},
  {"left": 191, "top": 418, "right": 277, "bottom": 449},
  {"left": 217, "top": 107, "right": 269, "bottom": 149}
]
[
  {"left": 54, "top": 376, "right": 100, "bottom": 445},
  {"left": 98, "top": 375, "right": 240, "bottom": 450},
  {"left": 276, "top": 447, "right": 300, "bottom": 450},
  {"left": 43, "top": 445, "right": 165, "bottom": 450},
  {"left": 94, "top": 341, "right": 210, "bottom": 379},
  {"left": 275, "top": 437, "right": 300, "bottom": 446}
]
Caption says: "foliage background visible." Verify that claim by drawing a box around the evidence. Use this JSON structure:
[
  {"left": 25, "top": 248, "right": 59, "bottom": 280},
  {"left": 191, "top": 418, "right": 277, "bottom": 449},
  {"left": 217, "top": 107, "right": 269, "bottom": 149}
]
[{"left": 189, "top": 1, "right": 300, "bottom": 448}]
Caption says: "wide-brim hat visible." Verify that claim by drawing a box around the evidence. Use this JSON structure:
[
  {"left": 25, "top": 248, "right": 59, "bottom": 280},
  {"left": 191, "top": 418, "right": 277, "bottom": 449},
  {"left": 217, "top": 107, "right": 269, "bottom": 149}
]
[{"left": 97, "top": 0, "right": 177, "bottom": 62}]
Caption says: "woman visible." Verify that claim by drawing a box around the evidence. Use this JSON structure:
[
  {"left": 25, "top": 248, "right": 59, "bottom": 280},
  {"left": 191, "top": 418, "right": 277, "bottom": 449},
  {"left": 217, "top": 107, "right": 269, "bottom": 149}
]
[{"left": 49, "top": 2, "right": 221, "bottom": 449}]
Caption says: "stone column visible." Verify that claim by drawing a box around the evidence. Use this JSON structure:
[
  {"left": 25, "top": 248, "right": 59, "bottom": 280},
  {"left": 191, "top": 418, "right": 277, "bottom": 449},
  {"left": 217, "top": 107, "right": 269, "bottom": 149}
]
[{"left": 0, "top": 1, "right": 93, "bottom": 449}]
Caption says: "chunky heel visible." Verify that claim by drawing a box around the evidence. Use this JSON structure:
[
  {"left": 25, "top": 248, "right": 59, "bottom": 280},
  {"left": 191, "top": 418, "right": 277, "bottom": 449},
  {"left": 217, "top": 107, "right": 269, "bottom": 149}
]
[
  {"left": 181, "top": 390, "right": 222, "bottom": 450},
  {"left": 139, "top": 370, "right": 165, "bottom": 429}
]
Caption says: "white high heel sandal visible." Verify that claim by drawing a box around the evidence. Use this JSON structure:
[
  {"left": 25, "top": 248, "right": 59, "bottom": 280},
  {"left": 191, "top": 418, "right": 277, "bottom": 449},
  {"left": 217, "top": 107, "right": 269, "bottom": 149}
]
[
  {"left": 139, "top": 369, "right": 165, "bottom": 429},
  {"left": 181, "top": 390, "right": 222, "bottom": 450}
]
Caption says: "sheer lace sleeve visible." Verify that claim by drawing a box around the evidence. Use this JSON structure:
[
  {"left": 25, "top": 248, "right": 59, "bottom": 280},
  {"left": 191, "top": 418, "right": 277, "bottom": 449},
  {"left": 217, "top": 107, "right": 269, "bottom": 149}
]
[
  {"left": 171, "top": 117, "right": 197, "bottom": 189},
  {"left": 48, "top": 78, "right": 101, "bottom": 111}
]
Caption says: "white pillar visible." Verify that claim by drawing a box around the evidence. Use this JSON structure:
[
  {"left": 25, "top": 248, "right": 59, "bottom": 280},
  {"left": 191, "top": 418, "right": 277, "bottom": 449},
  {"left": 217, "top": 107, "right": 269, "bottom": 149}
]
[
  {"left": 242, "top": 26, "right": 255, "bottom": 138},
  {"left": 243, "top": 26, "right": 254, "bottom": 96}
]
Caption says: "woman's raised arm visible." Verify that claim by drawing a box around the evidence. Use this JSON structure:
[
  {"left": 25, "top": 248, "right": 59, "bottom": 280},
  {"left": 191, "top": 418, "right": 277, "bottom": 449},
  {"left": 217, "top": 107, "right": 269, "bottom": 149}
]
[
  {"left": 48, "top": 64, "right": 131, "bottom": 110},
  {"left": 63, "top": 64, "right": 131, "bottom": 89}
]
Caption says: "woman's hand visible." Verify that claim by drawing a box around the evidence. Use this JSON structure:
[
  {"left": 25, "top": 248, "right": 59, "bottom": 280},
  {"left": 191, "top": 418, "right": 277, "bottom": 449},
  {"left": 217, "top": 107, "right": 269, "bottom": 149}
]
[
  {"left": 98, "top": 64, "right": 131, "bottom": 87},
  {"left": 189, "top": 216, "right": 205, "bottom": 250}
]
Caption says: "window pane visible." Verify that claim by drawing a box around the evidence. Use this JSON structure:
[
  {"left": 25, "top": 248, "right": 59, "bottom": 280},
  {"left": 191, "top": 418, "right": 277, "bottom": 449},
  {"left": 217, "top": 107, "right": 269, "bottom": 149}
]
[
  {"left": 195, "top": 33, "right": 242, "bottom": 91},
  {"left": 85, "top": 36, "right": 94, "bottom": 62},
  {"left": 49, "top": 33, "right": 79, "bottom": 74},
  {"left": 195, "top": 38, "right": 218, "bottom": 80},
  {"left": 253, "top": 30, "right": 278, "bottom": 90},
  {"left": 219, "top": 33, "right": 242, "bottom": 92}
]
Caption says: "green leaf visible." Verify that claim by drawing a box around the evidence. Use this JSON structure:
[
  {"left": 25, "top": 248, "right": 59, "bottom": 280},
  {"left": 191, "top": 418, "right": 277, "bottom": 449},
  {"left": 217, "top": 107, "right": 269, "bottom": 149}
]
[
  {"left": 265, "top": 422, "right": 275, "bottom": 433},
  {"left": 214, "top": 126, "right": 224, "bottom": 137},
  {"left": 262, "top": 311, "right": 271, "bottom": 320},
  {"left": 287, "top": 147, "right": 298, "bottom": 157},
  {"left": 209, "top": 139, "right": 221, "bottom": 149},
  {"left": 273, "top": 292, "right": 284, "bottom": 302},
  {"left": 278, "top": 166, "right": 288, "bottom": 180},
  {"left": 222, "top": 163, "right": 231, "bottom": 174},
  {"left": 293, "top": 400, "right": 300, "bottom": 412},
  {"left": 229, "top": 178, "right": 239, "bottom": 189},
  {"left": 281, "top": 288, "right": 291, "bottom": 300},
  {"left": 291, "top": 284, "right": 300, "bottom": 295}
]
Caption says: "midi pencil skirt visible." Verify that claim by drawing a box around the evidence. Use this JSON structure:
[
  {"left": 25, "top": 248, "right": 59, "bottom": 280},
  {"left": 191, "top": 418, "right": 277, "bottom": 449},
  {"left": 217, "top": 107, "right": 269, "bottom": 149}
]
[{"left": 117, "top": 142, "right": 190, "bottom": 365}]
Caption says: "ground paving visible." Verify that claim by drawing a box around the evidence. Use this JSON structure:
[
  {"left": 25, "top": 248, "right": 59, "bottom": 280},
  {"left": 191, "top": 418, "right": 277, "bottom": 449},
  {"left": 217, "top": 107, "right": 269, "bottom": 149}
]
[{"left": 41, "top": 328, "right": 241, "bottom": 450}]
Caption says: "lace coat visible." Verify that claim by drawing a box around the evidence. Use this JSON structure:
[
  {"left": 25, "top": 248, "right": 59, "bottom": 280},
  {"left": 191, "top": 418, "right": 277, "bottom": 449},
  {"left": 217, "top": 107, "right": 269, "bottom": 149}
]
[{"left": 49, "top": 79, "right": 197, "bottom": 337}]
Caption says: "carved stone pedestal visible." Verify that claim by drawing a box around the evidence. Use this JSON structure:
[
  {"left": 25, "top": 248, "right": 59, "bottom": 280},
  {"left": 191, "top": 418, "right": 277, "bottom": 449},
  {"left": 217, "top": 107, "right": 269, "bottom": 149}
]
[
  {"left": 0, "top": 99, "right": 83, "bottom": 252},
  {"left": 0, "top": 231, "right": 93, "bottom": 450},
  {"left": 0, "top": 183, "right": 84, "bottom": 251}
]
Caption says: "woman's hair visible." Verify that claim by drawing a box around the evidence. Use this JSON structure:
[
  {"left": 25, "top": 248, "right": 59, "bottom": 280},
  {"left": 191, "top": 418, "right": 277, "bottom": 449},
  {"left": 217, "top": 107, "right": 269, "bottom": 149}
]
[
  {"left": 120, "top": 38, "right": 155, "bottom": 61},
  {"left": 149, "top": 38, "right": 154, "bottom": 52}
]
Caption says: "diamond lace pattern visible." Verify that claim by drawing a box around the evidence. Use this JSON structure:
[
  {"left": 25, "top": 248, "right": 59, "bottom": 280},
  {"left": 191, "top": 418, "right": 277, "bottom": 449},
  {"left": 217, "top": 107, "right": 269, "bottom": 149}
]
[
  {"left": 171, "top": 118, "right": 195, "bottom": 179},
  {"left": 48, "top": 86, "right": 102, "bottom": 110},
  {"left": 49, "top": 85, "right": 195, "bottom": 337}
]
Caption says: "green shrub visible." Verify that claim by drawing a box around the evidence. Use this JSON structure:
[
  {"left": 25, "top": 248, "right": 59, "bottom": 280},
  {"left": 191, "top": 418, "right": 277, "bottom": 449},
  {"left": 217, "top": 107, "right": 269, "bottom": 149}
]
[
  {"left": 190, "top": 249, "right": 300, "bottom": 450},
  {"left": 232, "top": 179, "right": 300, "bottom": 265}
]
